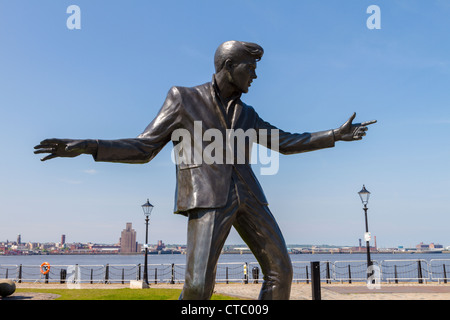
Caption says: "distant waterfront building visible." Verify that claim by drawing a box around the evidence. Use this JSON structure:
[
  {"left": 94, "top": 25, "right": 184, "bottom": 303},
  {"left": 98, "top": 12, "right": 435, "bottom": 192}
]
[
  {"left": 416, "top": 242, "right": 443, "bottom": 250},
  {"left": 61, "top": 234, "right": 66, "bottom": 246},
  {"left": 120, "top": 223, "right": 138, "bottom": 253},
  {"left": 156, "top": 240, "right": 165, "bottom": 251},
  {"left": 90, "top": 243, "right": 120, "bottom": 254},
  {"left": 17, "top": 234, "right": 21, "bottom": 245},
  {"left": 417, "top": 242, "right": 428, "bottom": 250}
]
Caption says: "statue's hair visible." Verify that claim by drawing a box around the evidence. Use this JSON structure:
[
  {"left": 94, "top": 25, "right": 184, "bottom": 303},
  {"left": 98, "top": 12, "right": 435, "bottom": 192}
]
[{"left": 214, "top": 41, "right": 264, "bottom": 73}]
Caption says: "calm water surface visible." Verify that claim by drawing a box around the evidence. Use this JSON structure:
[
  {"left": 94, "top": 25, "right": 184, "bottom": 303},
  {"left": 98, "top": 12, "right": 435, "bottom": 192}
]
[{"left": 1, "top": 252, "right": 449, "bottom": 266}]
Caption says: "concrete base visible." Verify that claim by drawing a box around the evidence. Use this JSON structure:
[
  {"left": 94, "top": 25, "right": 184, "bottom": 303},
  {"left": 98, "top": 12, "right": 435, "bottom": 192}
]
[{"left": 129, "top": 280, "right": 149, "bottom": 289}]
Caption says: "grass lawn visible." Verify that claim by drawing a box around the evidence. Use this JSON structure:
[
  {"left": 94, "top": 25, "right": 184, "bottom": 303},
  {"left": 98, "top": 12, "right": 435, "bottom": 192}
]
[{"left": 15, "top": 288, "right": 240, "bottom": 300}]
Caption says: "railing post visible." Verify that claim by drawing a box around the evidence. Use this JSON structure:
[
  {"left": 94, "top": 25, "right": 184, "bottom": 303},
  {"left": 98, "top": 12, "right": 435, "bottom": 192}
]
[
  {"left": 75, "top": 264, "right": 79, "bottom": 284},
  {"left": 226, "top": 267, "right": 229, "bottom": 284},
  {"left": 417, "top": 260, "right": 423, "bottom": 284},
  {"left": 171, "top": 263, "right": 175, "bottom": 284},
  {"left": 305, "top": 265, "right": 309, "bottom": 284},
  {"left": 326, "top": 262, "right": 331, "bottom": 284},
  {"left": 443, "top": 264, "right": 447, "bottom": 284},
  {"left": 394, "top": 265, "right": 398, "bottom": 284},
  {"left": 18, "top": 264, "right": 22, "bottom": 283},
  {"left": 138, "top": 263, "right": 141, "bottom": 280},
  {"left": 252, "top": 267, "right": 259, "bottom": 284},
  {"left": 122, "top": 268, "right": 125, "bottom": 284},
  {"left": 348, "top": 264, "right": 352, "bottom": 284},
  {"left": 104, "top": 264, "right": 109, "bottom": 284},
  {"left": 60, "top": 269, "right": 67, "bottom": 284},
  {"left": 311, "top": 261, "right": 321, "bottom": 300},
  {"left": 90, "top": 269, "right": 93, "bottom": 284}
]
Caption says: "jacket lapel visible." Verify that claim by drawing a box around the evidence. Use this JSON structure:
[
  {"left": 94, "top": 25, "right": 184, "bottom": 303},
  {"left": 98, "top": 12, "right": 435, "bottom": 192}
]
[
  {"left": 230, "top": 101, "right": 243, "bottom": 129},
  {"left": 209, "top": 80, "right": 229, "bottom": 129}
]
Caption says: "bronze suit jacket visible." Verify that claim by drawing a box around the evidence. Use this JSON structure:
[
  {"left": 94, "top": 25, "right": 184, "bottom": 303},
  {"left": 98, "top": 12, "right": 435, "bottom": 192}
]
[{"left": 94, "top": 78, "right": 336, "bottom": 215}]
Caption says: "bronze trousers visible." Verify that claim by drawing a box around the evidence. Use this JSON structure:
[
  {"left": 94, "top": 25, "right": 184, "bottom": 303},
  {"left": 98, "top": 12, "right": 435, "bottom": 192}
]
[{"left": 179, "top": 171, "right": 293, "bottom": 300}]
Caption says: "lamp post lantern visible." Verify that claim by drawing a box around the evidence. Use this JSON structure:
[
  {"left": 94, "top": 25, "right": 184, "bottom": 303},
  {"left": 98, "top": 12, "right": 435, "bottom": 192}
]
[
  {"left": 141, "top": 199, "right": 154, "bottom": 285},
  {"left": 358, "top": 185, "right": 373, "bottom": 275}
]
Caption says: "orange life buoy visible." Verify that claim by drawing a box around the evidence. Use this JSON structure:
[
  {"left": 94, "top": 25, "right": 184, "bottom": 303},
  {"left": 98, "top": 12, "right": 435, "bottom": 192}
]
[{"left": 40, "top": 262, "right": 51, "bottom": 275}]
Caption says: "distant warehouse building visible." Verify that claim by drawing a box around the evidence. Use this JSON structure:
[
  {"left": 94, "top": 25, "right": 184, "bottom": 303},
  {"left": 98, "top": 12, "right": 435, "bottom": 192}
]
[{"left": 416, "top": 242, "right": 443, "bottom": 250}]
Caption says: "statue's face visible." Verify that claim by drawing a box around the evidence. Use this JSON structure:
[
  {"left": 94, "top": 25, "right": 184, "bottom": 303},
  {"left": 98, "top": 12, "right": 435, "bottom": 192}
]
[{"left": 229, "top": 56, "right": 258, "bottom": 94}]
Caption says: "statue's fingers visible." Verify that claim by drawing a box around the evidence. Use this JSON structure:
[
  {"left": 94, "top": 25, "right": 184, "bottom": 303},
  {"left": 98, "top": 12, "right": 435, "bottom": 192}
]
[
  {"left": 38, "top": 138, "right": 63, "bottom": 145},
  {"left": 34, "top": 139, "right": 63, "bottom": 149},
  {"left": 352, "top": 129, "right": 366, "bottom": 139},
  {"left": 34, "top": 148, "right": 55, "bottom": 154},
  {"left": 41, "top": 154, "right": 58, "bottom": 161},
  {"left": 353, "top": 126, "right": 369, "bottom": 135},
  {"left": 361, "top": 120, "right": 377, "bottom": 126},
  {"left": 34, "top": 144, "right": 57, "bottom": 150},
  {"left": 346, "top": 112, "right": 356, "bottom": 124}
]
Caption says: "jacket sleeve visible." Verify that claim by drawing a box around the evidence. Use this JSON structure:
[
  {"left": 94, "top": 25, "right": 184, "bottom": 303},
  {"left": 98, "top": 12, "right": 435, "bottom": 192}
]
[
  {"left": 94, "top": 87, "right": 182, "bottom": 164},
  {"left": 255, "top": 111, "right": 335, "bottom": 155}
]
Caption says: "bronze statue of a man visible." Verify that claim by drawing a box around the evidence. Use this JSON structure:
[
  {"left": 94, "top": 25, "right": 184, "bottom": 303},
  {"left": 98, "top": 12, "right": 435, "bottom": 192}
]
[{"left": 35, "top": 41, "right": 376, "bottom": 299}]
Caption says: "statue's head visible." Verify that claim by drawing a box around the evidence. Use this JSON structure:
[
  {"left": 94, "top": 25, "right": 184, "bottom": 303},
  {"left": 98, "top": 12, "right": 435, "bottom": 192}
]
[{"left": 214, "top": 41, "right": 264, "bottom": 94}]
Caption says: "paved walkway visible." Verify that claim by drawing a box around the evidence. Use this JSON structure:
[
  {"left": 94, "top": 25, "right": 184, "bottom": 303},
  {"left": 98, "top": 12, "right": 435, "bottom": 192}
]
[
  {"left": 6, "top": 282, "right": 450, "bottom": 300},
  {"left": 211, "top": 283, "right": 450, "bottom": 300}
]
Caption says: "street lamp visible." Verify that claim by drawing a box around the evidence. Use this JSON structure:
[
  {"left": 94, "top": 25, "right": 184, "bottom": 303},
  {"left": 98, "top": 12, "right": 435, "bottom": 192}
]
[
  {"left": 358, "top": 185, "right": 373, "bottom": 274},
  {"left": 141, "top": 199, "right": 154, "bottom": 285}
]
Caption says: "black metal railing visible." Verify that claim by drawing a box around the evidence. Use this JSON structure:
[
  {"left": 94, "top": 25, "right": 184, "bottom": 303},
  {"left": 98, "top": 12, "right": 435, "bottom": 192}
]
[{"left": 1, "top": 259, "right": 449, "bottom": 284}]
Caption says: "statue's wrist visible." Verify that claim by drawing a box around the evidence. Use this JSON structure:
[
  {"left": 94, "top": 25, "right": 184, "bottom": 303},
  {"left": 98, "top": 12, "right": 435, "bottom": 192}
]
[
  {"left": 85, "top": 139, "right": 99, "bottom": 155},
  {"left": 332, "top": 129, "right": 341, "bottom": 141}
]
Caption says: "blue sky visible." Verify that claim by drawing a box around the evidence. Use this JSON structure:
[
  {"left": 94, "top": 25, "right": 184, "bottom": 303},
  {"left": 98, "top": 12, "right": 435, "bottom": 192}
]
[{"left": 1, "top": 1, "right": 450, "bottom": 248}]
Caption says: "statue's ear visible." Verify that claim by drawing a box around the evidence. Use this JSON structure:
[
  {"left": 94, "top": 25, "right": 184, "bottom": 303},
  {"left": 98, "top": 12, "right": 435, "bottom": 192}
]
[{"left": 224, "top": 59, "right": 233, "bottom": 72}]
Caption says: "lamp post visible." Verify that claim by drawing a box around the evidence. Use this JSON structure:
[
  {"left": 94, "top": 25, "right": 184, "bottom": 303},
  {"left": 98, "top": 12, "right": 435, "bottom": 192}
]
[
  {"left": 141, "top": 199, "right": 154, "bottom": 285},
  {"left": 358, "top": 185, "right": 373, "bottom": 274}
]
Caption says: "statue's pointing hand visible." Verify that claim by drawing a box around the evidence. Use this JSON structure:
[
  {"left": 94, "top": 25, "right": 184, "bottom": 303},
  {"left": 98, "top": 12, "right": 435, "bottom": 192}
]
[{"left": 333, "top": 113, "right": 377, "bottom": 142}]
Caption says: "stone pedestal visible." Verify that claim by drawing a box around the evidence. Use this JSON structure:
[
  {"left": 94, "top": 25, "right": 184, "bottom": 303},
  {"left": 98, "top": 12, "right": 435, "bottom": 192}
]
[{"left": 130, "top": 280, "right": 149, "bottom": 289}]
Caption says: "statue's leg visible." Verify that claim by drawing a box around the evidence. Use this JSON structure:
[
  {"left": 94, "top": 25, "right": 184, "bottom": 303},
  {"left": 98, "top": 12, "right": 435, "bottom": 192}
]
[
  {"left": 179, "top": 186, "right": 239, "bottom": 300},
  {"left": 233, "top": 202, "right": 293, "bottom": 300}
]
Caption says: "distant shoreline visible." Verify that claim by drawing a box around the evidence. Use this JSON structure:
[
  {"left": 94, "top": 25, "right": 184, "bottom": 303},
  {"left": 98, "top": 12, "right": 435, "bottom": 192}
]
[{"left": 1, "top": 250, "right": 449, "bottom": 256}]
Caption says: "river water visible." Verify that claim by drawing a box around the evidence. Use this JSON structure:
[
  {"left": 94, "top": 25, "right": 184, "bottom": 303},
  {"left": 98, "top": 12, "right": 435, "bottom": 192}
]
[{"left": 1, "top": 252, "right": 449, "bottom": 266}]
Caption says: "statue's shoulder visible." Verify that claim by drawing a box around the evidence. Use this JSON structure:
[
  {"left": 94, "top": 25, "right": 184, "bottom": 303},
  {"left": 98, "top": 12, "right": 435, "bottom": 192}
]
[
  {"left": 169, "top": 82, "right": 211, "bottom": 97},
  {"left": 240, "top": 100, "right": 256, "bottom": 114}
]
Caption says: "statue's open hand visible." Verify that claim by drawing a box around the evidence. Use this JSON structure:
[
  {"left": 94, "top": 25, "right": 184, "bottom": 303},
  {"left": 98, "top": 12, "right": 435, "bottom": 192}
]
[
  {"left": 333, "top": 113, "right": 377, "bottom": 141},
  {"left": 34, "top": 138, "right": 97, "bottom": 161}
]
